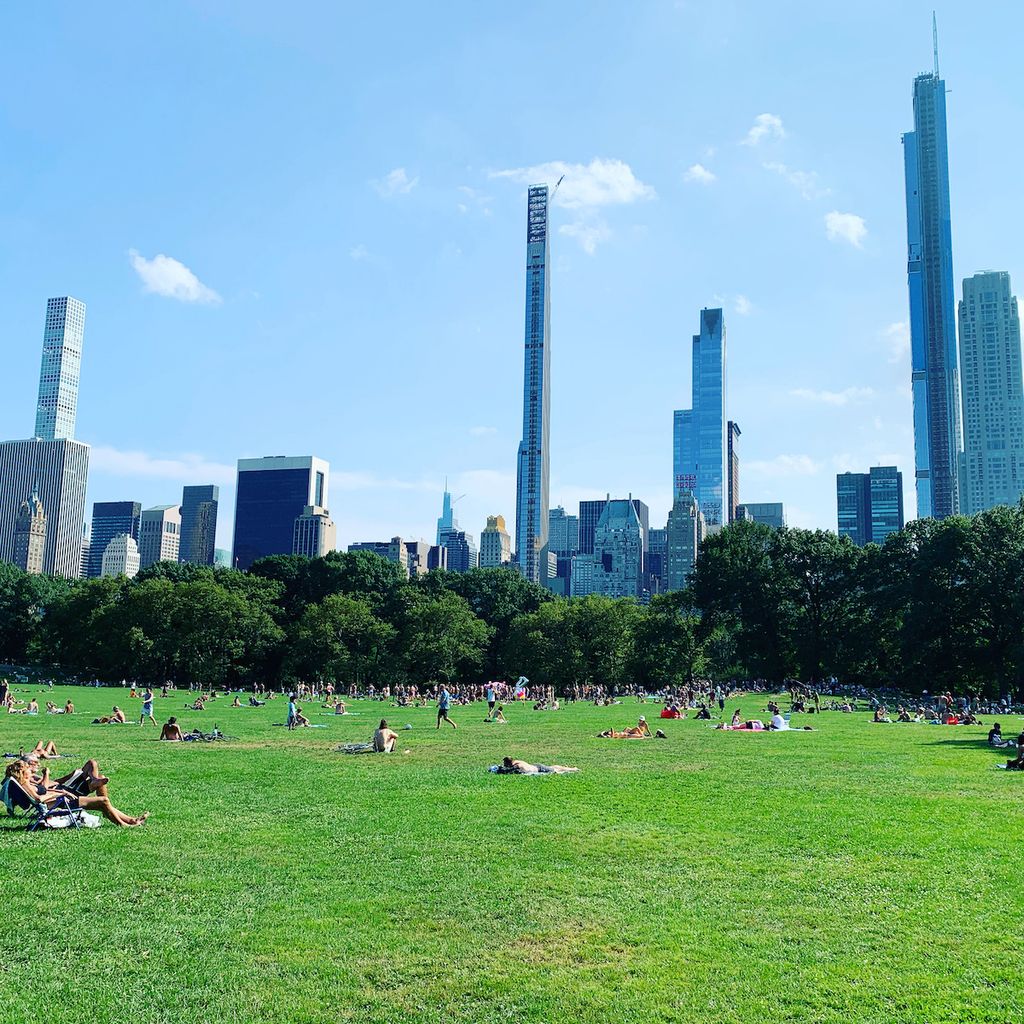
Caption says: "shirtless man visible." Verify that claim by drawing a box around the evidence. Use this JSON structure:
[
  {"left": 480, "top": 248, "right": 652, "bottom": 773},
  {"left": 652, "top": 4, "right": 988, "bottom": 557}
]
[
  {"left": 160, "top": 717, "right": 184, "bottom": 741},
  {"left": 499, "top": 757, "right": 578, "bottom": 775},
  {"left": 373, "top": 719, "right": 398, "bottom": 753}
]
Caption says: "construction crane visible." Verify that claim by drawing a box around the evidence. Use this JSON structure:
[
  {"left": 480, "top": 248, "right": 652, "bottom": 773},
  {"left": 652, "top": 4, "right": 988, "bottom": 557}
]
[{"left": 551, "top": 174, "right": 565, "bottom": 201}]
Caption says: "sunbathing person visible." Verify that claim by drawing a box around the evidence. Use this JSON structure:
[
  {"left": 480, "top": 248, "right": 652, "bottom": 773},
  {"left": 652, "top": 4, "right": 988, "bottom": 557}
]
[
  {"left": 231, "top": 696, "right": 241, "bottom": 708},
  {"left": 293, "top": 706, "right": 311, "bottom": 728},
  {"left": 373, "top": 719, "right": 398, "bottom": 753},
  {"left": 53, "top": 758, "right": 110, "bottom": 797},
  {"left": 6, "top": 759, "right": 149, "bottom": 827},
  {"left": 27, "top": 699, "right": 39, "bottom": 715},
  {"left": 487, "top": 704, "right": 508, "bottom": 723},
  {"left": 248, "top": 696, "right": 266, "bottom": 707},
  {"left": 599, "top": 716, "right": 653, "bottom": 739},
  {"left": 160, "top": 717, "right": 184, "bottom": 741},
  {"left": 497, "top": 757, "right": 578, "bottom": 775},
  {"left": 731, "top": 709, "right": 743, "bottom": 727},
  {"left": 334, "top": 700, "right": 347, "bottom": 715},
  {"left": 64, "top": 699, "right": 74, "bottom": 715},
  {"left": 190, "top": 698, "right": 206, "bottom": 711},
  {"left": 873, "top": 707, "right": 891, "bottom": 723},
  {"left": 93, "top": 706, "right": 127, "bottom": 724}
]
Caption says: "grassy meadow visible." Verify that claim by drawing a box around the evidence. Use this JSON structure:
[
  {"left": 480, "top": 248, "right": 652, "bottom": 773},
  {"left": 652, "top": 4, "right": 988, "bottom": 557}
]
[{"left": 1, "top": 685, "right": 1022, "bottom": 1024}]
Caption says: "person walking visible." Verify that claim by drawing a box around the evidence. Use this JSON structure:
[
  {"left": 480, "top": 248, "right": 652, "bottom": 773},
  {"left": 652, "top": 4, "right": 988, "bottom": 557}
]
[
  {"left": 140, "top": 686, "right": 156, "bottom": 728},
  {"left": 436, "top": 686, "right": 457, "bottom": 730}
]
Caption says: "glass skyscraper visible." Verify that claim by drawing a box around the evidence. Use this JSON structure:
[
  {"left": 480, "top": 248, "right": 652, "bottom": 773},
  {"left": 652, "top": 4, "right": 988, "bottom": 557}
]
[
  {"left": 577, "top": 499, "right": 608, "bottom": 556},
  {"left": 904, "top": 47, "right": 962, "bottom": 519},
  {"left": 232, "top": 456, "right": 329, "bottom": 570},
  {"left": 87, "top": 501, "right": 141, "bottom": 578},
  {"left": 836, "top": 467, "right": 904, "bottom": 545},
  {"left": 35, "top": 296, "right": 86, "bottom": 441},
  {"left": 674, "top": 308, "right": 726, "bottom": 526},
  {"left": 179, "top": 484, "right": 219, "bottom": 565},
  {"left": 958, "top": 271, "right": 1024, "bottom": 514},
  {"left": 514, "top": 184, "right": 551, "bottom": 584},
  {"left": 837, "top": 473, "right": 872, "bottom": 546}
]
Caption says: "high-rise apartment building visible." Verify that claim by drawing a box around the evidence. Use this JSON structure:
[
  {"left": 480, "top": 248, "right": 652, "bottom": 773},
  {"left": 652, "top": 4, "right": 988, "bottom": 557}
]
[
  {"left": 100, "top": 534, "right": 140, "bottom": 578},
  {"left": 35, "top": 297, "right": 86, "bottom": 442},
  {"left": 349, "top": 538, "right": 408, "bottom": 573},
  {"left": 514, "top": 184, "right": 552, "bottom": 584},
  {"left": 647, "top": 527, "right": 667, "bottom": 592},
  {"left": 736, "top": 502, "right": 786, "bottom": 530},
  {"left": 13, "top": 490, "right": 47, "bottom": 574},
  {"left": 440, "top": 528, "right": 478, "bottom": 573},
  {"left": 293, "top": 506, "right": 337, "bottom": 558},
  {"left": 837, "top": 473, "right": 872, "bottom": 546},
  {"left": 578, "top": 499, "right": 608, "bottom": 555},
  {"left": 665, "top": 491, "right": 705, "bottom": 591},
  {"left": 179, "top": 485, "right": 219, "bottom": 566},
  {"left": 869, "top": 467, "right": 905, "bottom": 542},
  {"left": 592, "top": 499, "right": 643, "bottom": 599},
  {"left": 904, "top": 37, "right": 962, "bottom": 519},
  {"left": 727, "top": 421, "right": 741, "bottom": 523},
  {"left": 674, "top": 308, "right": 727, "bottom": 526},
  {"left": 404, "top": 540, "right": 431, "bottom": 577},
  {"left": 232, "top": 456, "right": 329, "bottom": 571},
  {"left": 479, "top": 515, "right": 511, "bottom": 568},
  {"left": 958, "top": 271, "right": 1024, "bottom": 514},
  {"left": 87, "top": 501, "right": 141, "bottom": 578},
  {"left": 547, "top": 506, "right": 579, "bottom": 556},
  {"left": 138, "top": 505, "right": 181, "bottom": 569}
]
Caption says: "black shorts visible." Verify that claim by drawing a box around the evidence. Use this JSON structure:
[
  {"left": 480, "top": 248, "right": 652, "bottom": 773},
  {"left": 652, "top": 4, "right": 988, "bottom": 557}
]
[
  {"left": 437, "top": 707, "right": 449, "bottom": 718},
  {"left": 487, "top": 700, "right": 495, "bottom": 710}
]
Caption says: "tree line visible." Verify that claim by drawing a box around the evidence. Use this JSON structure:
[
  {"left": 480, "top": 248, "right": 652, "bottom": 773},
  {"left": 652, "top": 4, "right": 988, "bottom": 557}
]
[{"left": 1, "top": 501, "right": 1023, "bottom": 696}]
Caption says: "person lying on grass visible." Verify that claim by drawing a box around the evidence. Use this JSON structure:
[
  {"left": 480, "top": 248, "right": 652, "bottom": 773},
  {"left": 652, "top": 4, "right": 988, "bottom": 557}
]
[
  {"left": 598, "top": 717, "right": 658, "bottom": 739},
  {"left": 373, "top": 719, "right": 398, "bottom": 753},
  {"left": 93, "top": 706, "right": 127, "bottom": 724},
  {"left": 6, "top": 758, "right": 150, "bottom": 827},
  {"left": 160, "top": 717, "right": 184, "bottom": 741},
  {"left": 495, "top": 757, "right": 578, "bottom": 775},
  {"left": 29, "top": 740, "right": 60, "bottom": 759}
]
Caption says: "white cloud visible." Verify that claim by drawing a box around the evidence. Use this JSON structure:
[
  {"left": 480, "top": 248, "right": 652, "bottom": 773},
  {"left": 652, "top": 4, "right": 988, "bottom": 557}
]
[
  {"left": 89, "top": 445, "right": 235, "bottom": 485},
  {"left": 349, "top": 245, "right": 370, "bottom": 262},
  {"left": 457, "top": 185, "right": 492, "bottom": 216},
  {"left": 825, "top": 211, "right": 867, "bottom": 248},
  {"left": 734, "top": 294, "right": 753, "bottom": 316},
  {"left": 684, "top": 163, "right": 716, "bottom": 184},
  {"left": 746, "top": 454, "right": 821, "bottom": 477},
  {"left": 742, "top": 113, "right": 785, "bottom": 146},
  {"left": 558, "top": 220, "right": 611, "bottom": 255},
  {"left": 790, "top": 386, "right": 875, "bottom": 406},
  {"left": 469, "top": 425, "right": 497, "bottom": 436},
  {"left": 762, "top": 161, "right": 830, "bottom": 200},
  {"left": 373, "top": 167, "right": 418, "bottom": 197},
  {"left": 491, "top": 158, "right": 655, "bottom": 210},
  {"left": 128, "top": 250, "right": 220, "bottom": 304},
  {"left": 884, "top": 321, "right": 910, "bottom": 363}
]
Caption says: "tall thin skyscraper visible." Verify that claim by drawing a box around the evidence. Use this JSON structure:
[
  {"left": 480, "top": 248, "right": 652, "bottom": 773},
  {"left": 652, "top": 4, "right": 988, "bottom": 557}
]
[
  {"left": 727, "top": 421, "right": 741, "bottom": 524},
  {"left": 436, "top": 485, "right": 458, "bottom": 545},
  {"left": 903, "top": 24, "right": 962, "bottom": 519},
  {"left": 35, "top": 297, "right": 86, "bottom": 441},
  {"left": 179, "top": 485, "right": 219, "bottom": 565},
  {"left": 958, "top": 271, "right": 1024, "bottom": 513},
  {"left": 674, "top": 308, "right": 726, "bottom": 526},
  {"left": 514, "top": 184, "right": 552, "bottom": 584}
]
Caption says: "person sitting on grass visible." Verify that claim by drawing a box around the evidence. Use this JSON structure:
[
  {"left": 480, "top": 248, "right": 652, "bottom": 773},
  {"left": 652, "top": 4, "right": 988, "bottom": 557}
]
[
  {"left": 1005, "top": 736, "right": 1024, "bottom": 770},
  {"left": 160, "top": 717, "right": 184, "bottom": 741},
  {"left": 6, "top": 758, "right": 150, "bottom": 827},
  {"left": 486, "top": 704, "right": 508, "bottom": 724},
  {"left": 230, "top": 695, "right": 241, "bottom": 708},
  {"left": 897, "top": 706, "right": 912, "bottom": 722},
  {"left": 496, "top": 757, "right": 579, "bottom": 775},
  {"left": 27, "top": 699, "right": 39, "bottom": 715},
  {"left": 190, "top": 697, "right": 206, "bottom": 711},
  {"left": 93, "top": 706, "right": 127, "bottom": 724},
  {"left": 373, "top": 719, "right": 398, "bottom": 753},
  {"left": 64, "top": 699, "right": 74, "bottom": 715},
  {"left": 293, "top": 705, "right": 311, "bottom": 728},
  {"left": 873, "top": 706, "right": 891, "bottom": 723},
  {"left": 769, "top": 711, "right": 788, "bottom": 731},
  {"left": 694, "top": 704, "right": 712, "bottom": 720},
  {"left": 731, "top": 709, "right": 743, "bottom": 727},
  {"left": 333, "top": 700, "right": 347, "bottom": 715}
]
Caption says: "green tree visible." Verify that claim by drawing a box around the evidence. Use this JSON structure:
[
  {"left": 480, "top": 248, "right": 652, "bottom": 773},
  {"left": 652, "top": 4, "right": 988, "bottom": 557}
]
[
  {"left": 401, "top": 591, "right": 491, "bottom": 684},
  {"left": 630, "top": 592, "right": 707, "bottom": 689}
]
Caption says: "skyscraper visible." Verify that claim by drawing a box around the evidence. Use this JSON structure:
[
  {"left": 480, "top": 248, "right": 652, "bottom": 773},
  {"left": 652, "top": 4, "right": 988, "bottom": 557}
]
[
  {"left": 13, "top": 489, "right": 47, "bottom": 575},
  {"left": 727, "top": 421, "right": 741, "bottom": 524},
  {"left": 293, "top": 506, "right": 337, "bottom": 558},
  {"left": 958, "top": 271, "right": 1024, "bottom": 514},
  {"left": 101, "top": 534, "right": 140, "bottom": 578},
  {"left": 179, "top": 484, "right": 219, "bottom": 566},
  {"left": 232, "top": 456, "right": 329, "bottom": 570},
  {"left": 87, "top": 501, "right": 141, "bottom": 579},
  {"left": 869, "top": 466, "right": 905, "bottom": 543},
  {"left": 665, "top": 491, "right": 705, "bottom": 591},
  {"left": 138, "top": 505, "right": 181, "bottom": 569},
  {"left": 35, "top": 297, "right": 86, "bottom": 442},
  {"left": 436, "top": 485, "right": 458, "bottom": 545},
  {"left": 0, "top": 439, "right": 88, "bottom": 578},
  {"left": 837, "top": 473, "right": 872, "bottom": 546},
  {"left": 547, "top": 506, "right": 579, "bottom": 556},
  {"left": 736, "top": 502, "right": 786, "bottom": 530},
  {"left": 903, "top": 29, "right": 962, "bottom": 519},
  {"left": 479, "top": 515, "right": 511, "bottom": 568},
  {"left": 577, "top": 499, "right": 608, "bottom": 556},
  {"left": 674, "top": 308, "right": 727, "bottom": 526},
  {"left": 592, "top": 499, "right": 643, "bottom": 599},
  {"left": 514, "top": 183, "right": 552, "bottom": 584},
  {"left": 439, "top": 528, "right": 478, "bottom": 573}
]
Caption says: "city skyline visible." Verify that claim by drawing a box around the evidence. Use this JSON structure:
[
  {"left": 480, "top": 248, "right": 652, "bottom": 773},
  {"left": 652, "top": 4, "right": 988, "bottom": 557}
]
[{"left": 3, "top": 5, "right": 1024, "bottom": 550}]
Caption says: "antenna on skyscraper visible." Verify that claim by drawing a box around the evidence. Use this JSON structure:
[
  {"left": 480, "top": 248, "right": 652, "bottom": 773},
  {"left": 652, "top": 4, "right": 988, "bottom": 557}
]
[{"left": 932, "top": 11, "right": 939, "bottom": 77}]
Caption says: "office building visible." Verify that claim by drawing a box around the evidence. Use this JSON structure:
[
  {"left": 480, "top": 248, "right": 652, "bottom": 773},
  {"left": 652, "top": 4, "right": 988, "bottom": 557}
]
[
  {"left": 578, "top": 499, "right": 608, "bottom": 555},
  {"left": 665, "top": 491, "right": 705, "bottom": 591},
  {"left": 737, "top": 502, "right": 786, "bottom": 529},
  {"left": 903, "top": 33, "right": 962, "bottom": 519},
  {"left": 138, "top": 505, "right": 181, "bottom": 569},
  {"left": 837, "top": 473, "right": 872, "bottom": 546},
  {"left": 479, "top": 515, "right": 511, "bottom": 568},
  {"left": 570, "top": 553, "right": 596, "bottom": 598},
  {"left": 958, "top": 271, "right": 1024, "bottom": 514},
  {"left": 13, "top": 489, "right": 47, "bottom": 574},
  {"left": 436, "top": 485, "right": 459, "bottom": 545},
  {"left": 869, "top": 467, "right": 905, "bottom": 542},
  {"left": 232, "top": 456, "right": 329, "bottom": 571},
  {"left": 86, "top": 501, "right": 141, "bottom": 578},
  {"left": 35, "top": 296, "right": 86, "bottom": 442},
  {"left": 100, "top": 534, "right": 140, "bottom": 578},
  {"left": 592, "top": 498, "right": 643, "bottom": 599},
  {"left": 427, "top": 545, "right": 447, "bottom": 571},
  {"left": 727, "top": 421, "right": 741, "bottom": 523},
  {"left": 349, "top": 537, "right": 409, "bottom": 575},
  {"left": 674, "top": 307, "right": 727, "bottom": 526},
  {"left": 293, "top": 505, "right": 337, "bottom": 559},
  {"left": 179, "top": 484, "right": 219, "bottom": 566},
  {"left": 404, "top": 540, "right": 431, "bottom": 577},
  {"left": 515, "top": 184, "right": 552, "bottom": 584},
  {"left": 548, "top": 506, "right": 579, "bottom": 556},
  {"left": 80, "top": 535, "right": 90, "bottom": 577},
  {"left": 647, "top": 527, "right": 667, "bottom": 591},
  {"left": 440, "top": 528, "right": 478, "bottom": 573}
]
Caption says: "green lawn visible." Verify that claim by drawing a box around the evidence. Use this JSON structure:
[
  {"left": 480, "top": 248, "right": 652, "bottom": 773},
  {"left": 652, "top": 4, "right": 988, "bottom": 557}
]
[{"left": 2, "top": 685, "right": 1021, "bottom": 1024}]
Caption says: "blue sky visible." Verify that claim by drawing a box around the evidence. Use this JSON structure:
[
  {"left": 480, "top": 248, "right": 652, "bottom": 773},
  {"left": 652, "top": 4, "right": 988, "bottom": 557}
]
[{"left": 2, "top": 1, "right": 1023, "bottom": 549}]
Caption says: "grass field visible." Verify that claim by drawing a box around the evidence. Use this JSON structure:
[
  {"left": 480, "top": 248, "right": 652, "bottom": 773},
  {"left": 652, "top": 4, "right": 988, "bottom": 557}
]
[{"left": 2, "top": 685, "right": 1022, "bottom": 1024}]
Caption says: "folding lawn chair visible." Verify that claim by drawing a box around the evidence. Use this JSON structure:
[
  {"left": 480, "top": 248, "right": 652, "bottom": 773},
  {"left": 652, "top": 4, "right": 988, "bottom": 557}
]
[{"left": 0, "top": 776, "right": 82, "bottom": 831}]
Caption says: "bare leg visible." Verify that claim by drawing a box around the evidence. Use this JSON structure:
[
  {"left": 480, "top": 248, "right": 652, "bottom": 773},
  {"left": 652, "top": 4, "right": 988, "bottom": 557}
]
[{"left": 78, "top": 794, "right": 149, "bottom": 827}]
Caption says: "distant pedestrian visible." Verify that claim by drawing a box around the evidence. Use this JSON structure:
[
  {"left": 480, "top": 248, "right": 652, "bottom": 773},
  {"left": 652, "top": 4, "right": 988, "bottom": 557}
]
[
  {"left": 436, "top": 687, "right": 457, "bottom": 730},
  {"left": 140, "top": 686, "right": 156, "bottom": 727}
]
